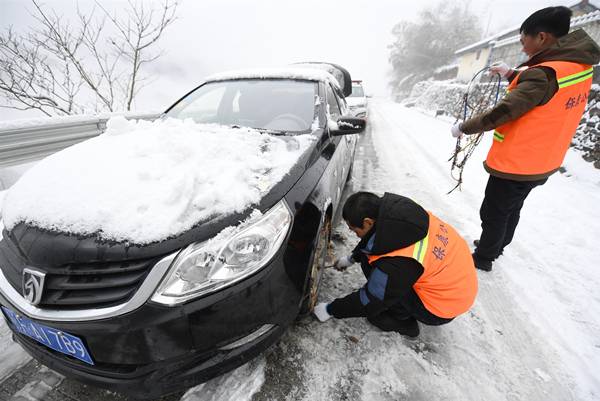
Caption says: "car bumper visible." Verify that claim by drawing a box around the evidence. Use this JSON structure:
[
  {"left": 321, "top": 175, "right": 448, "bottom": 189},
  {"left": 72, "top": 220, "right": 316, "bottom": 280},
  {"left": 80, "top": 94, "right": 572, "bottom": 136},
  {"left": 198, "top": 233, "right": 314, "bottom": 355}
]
[
  {"left": 0, "top": 245, "right": 301, "bottom": 399},
  {"left": 10, "top": 321, "right": 284, "bottom": 399}
]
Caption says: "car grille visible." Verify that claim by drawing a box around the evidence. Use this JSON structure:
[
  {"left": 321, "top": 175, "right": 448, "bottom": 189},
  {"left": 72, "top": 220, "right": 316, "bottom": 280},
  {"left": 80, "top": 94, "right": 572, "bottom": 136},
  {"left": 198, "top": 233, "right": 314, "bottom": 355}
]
[
  {"left": 0, "top": 238, "right": 158, "bottom": 309},
  {"left": 39, "top": 258, "right": 158, "bottom": 309}
]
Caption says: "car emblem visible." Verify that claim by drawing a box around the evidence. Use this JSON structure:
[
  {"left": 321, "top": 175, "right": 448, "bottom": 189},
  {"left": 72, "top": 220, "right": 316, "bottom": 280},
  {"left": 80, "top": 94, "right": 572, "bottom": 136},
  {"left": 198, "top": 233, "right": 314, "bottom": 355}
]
[{"left": 22, "top": 268, "right": 46, "bottom": 306}]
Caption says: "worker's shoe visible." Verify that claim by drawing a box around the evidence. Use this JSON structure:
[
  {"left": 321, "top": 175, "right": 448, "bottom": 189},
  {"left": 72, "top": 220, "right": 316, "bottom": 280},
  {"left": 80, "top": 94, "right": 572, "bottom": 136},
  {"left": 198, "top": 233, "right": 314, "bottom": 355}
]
[
  {"left": 367, "top": 314, "right": 420, "bottom": 338},
  {"left": 472, "top": 252, "right": 493, "bottom": 272},
  {"left": 395, "top": 317, "right": 420, "bottom": 338}
]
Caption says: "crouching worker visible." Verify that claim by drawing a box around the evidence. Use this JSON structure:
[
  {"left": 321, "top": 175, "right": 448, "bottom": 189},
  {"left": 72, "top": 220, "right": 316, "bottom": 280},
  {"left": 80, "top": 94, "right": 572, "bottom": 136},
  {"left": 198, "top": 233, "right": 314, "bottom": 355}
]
[{"left": 314, "top": 192, "right": 478, "bottom": 338}]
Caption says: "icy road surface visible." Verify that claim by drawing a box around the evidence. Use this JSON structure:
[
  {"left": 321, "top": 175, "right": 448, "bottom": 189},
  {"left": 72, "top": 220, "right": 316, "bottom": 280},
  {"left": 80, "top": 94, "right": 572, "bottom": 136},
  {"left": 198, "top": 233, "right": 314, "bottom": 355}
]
[{"left": 1, "top": 99, "right": 599, "bottom": 401}]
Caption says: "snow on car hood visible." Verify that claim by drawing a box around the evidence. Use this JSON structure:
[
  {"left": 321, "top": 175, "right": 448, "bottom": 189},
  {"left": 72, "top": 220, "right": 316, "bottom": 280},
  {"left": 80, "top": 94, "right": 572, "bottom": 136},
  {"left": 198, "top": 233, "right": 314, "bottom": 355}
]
[{"left": 2, "top": 117, "right": 314, "bottom": 244}]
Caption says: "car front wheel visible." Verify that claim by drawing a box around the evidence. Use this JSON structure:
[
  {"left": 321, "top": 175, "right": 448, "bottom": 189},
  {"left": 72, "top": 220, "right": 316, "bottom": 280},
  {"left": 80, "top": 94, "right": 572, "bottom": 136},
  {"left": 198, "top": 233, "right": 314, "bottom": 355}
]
[{"left": 299, "top": 216, "right": 331, "bottom": 315}]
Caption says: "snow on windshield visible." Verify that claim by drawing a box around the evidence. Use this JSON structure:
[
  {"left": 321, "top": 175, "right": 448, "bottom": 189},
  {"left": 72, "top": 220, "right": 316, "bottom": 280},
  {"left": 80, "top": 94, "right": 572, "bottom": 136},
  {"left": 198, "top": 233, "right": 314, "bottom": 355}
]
[{"left": 2, "top": 117, "right": 314, "bottom": 244}]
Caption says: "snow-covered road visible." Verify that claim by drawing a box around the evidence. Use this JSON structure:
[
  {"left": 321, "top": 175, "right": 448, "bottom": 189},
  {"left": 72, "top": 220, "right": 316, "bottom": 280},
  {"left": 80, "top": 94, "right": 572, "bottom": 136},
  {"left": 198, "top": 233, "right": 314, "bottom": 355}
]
[{"left": 1, "top": 99, "right": 599, "bottom": 401}]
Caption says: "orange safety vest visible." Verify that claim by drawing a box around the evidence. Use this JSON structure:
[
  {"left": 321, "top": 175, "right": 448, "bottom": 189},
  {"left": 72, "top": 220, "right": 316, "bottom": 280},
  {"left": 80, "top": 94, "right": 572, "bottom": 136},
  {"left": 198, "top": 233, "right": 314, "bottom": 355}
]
[
  {"left": 486, "top": 61, "right": 593, "bottom": 176},
  {"left": 367, "top": 212, "right": 477, "bottom": 319}
]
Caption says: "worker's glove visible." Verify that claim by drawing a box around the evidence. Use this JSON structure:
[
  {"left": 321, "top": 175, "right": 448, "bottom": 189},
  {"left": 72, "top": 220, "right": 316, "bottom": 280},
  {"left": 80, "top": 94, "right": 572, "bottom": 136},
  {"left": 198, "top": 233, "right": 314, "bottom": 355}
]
[
  {"left": 489, "top": 61, "right": 512, "bottom": 78},
  {"left": 313, "top": 302, "right": 332, "bottom": 322},
  {"left": 451, "top": 123, "right": 464, "bottom": 138},
  {"left": 334, "top": 255, "right": 355, "bottom": 271}
]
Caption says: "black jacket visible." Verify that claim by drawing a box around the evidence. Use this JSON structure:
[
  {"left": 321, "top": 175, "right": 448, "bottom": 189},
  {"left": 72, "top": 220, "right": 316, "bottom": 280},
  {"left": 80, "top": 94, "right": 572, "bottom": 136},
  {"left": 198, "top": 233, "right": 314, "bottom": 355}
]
[{"left": 328, "top": 193, "right": 430, "bottom": 319}]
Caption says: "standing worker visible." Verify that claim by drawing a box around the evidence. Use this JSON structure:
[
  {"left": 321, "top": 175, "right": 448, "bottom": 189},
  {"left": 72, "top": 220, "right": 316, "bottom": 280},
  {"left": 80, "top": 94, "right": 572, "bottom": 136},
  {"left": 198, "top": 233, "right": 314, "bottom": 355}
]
[
  {"left": 451, "top": 6, "right": 600, "bottom": 271},
  {"left": 313, "top": 192, "right": 478, "bottom": 338}
]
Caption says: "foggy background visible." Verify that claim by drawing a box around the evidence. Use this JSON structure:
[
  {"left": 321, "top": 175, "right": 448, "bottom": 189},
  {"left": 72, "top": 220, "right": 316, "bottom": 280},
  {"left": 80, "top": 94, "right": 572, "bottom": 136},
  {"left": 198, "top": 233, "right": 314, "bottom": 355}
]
[{"left": 0, "top": 0, "right": 566, "bottom": 120}]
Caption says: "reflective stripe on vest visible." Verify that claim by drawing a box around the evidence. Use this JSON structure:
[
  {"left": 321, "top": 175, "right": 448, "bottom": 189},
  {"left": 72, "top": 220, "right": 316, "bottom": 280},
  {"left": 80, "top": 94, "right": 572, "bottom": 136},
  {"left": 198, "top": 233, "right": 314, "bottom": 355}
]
[
  {"left": 412, "top": 233, "right": 429, "bottom": 263},
  {"left": 557, "top": 67, "right": 594, "bottom": 88},
  {"left": 487, "top": 61, "right": 593, "bottom": 174},
  {"left": 367, "top": 212, "right": 478, "bottom": 319}
]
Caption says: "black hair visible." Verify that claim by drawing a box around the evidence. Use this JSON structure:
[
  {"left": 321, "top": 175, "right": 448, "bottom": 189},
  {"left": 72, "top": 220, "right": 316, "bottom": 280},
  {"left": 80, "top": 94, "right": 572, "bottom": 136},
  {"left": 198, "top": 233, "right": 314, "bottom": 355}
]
[
  {"left": 342, "top": 191, "right": 381, "bottom": 228},
  {"left": 520, "top": 6, "right": 572, "bottom": 38}
]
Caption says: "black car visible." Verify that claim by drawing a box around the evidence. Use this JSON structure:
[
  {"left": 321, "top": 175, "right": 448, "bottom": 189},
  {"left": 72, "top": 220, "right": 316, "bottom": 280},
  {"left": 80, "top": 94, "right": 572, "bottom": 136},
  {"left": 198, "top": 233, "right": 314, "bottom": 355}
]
[{"left": 0, "top": 63, "right": 365, "bottom": 398}]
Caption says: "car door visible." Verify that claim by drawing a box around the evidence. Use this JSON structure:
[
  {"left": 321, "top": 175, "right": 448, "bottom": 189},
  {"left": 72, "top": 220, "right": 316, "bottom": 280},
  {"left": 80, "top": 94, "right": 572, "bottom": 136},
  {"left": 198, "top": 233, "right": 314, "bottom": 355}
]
[{"left": 325, "top": 83, "right": 349, "bottom": 211}]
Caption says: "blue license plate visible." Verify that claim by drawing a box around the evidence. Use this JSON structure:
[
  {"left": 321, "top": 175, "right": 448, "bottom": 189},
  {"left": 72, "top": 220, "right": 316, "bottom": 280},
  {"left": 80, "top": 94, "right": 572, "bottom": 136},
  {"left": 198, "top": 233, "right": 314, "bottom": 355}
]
[{"left": 1, "top": 306, "right": 94, "bottom": 365}]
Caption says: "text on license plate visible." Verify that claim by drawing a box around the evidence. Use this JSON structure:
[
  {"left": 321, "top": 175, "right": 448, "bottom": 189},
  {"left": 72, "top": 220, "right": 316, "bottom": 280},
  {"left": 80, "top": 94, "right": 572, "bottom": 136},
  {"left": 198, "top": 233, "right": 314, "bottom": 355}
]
[{"left": 1, "top": 306, "right": 94, "bottom": 365}]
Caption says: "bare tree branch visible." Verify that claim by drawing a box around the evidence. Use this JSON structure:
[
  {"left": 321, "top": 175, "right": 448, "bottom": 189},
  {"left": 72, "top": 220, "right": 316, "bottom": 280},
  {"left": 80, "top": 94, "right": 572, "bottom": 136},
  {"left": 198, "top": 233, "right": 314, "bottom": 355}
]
[
  {"left": 0, "top": 0, "right": 178, "bottom": 116},
  {"left": 95, "top": 0, "right": 177, "bottom": 110}
]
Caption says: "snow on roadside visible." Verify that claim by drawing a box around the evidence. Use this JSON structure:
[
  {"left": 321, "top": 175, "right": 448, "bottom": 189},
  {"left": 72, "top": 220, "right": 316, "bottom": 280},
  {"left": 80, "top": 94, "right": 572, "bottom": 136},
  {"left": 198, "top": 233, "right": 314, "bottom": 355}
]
[{"left": 2, "top": 117, "right": 314, "bottom": 244}]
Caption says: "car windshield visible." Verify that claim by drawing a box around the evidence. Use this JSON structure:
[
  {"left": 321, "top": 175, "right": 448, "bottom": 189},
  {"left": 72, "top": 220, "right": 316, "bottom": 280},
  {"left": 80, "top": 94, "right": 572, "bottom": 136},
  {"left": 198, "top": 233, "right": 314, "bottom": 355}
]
[
  {"left": 165, "top": 79, "right": 317, "bottom": 133},
  {"left": 349, "top": 85, "right": 364, "bottom": 97}
]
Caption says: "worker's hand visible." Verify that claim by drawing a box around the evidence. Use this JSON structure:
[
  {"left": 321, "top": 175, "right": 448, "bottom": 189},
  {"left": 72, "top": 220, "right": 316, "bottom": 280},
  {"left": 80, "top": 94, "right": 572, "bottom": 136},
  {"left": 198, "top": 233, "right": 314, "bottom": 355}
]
[
  {"left": 334, "top": 255, "right": 354, "bottom": 271},
  {"left": 451, "top": 123, "right": 464, "bottom": 138},
  {"left": 313, "top": 302, "right": 332, "bottom": 322},
  {"left": 489, "top": 61, "right": 512, "bottom": 78}
]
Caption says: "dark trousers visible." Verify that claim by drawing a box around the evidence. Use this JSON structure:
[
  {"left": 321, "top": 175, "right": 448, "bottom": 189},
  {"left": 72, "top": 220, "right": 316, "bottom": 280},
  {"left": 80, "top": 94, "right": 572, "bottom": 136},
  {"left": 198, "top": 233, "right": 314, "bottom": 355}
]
[
  {"left": 329, "top": 261, "right": 452, "bottom": 328},
  {"left": 370, "top": 289, "right": 453, "bottom": 328},
  {"left": 475, "top": 175, "right": 547, "bottom": 261},
  {"left": 357, "top": 260, "right": 451, "bottom": 326}
]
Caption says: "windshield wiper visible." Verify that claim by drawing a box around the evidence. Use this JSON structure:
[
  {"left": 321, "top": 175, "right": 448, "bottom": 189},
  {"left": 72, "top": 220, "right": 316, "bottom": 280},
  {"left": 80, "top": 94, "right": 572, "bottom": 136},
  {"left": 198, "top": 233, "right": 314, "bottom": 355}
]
[
  {"left": 228, "top": 125, "right": 287, "bottom": 135},
  {"left": 252, "top": 127, "right": 288, "bottom": 136}
]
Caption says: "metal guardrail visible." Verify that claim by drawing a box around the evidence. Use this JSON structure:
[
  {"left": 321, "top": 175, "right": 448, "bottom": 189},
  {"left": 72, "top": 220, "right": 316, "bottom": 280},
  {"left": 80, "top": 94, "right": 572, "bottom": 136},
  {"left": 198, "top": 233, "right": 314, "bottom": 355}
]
[{"left": 0, "top": 113, "right": 161, "bottom": 168}]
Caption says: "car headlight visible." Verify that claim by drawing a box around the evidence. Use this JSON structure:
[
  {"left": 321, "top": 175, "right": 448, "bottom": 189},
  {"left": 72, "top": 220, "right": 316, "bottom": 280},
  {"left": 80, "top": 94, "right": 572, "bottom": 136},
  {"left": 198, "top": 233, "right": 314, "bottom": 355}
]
[{"left": 151, "top": 200, "right": 292, "bottom": 306}]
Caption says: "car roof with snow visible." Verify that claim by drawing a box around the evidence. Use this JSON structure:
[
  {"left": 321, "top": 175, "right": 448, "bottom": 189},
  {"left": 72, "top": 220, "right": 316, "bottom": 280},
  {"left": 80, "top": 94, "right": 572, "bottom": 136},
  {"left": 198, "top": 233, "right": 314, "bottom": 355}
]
[{"left": 205, "top": 65, "right": 351, "bottom": 96}]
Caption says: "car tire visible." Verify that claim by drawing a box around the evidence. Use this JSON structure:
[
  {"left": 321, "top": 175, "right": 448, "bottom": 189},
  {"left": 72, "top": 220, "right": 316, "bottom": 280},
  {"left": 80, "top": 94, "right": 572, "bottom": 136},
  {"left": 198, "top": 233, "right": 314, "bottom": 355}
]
[{"left": 298, "top": 216, "right": 332, "bottom": 316}]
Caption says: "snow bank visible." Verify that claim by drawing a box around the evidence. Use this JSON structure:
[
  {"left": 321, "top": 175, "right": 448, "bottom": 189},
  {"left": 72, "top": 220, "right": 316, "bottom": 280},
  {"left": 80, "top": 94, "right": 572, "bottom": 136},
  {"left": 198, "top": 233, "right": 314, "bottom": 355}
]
[
  {"left": 573, "top": 84, "right": 600, "bottom": 168},
  {"left": 1, "top": 117, "right": 314, "bottom": 244},
  {"left": 403, "top": 79, "right": 505, "bottom": 119}
]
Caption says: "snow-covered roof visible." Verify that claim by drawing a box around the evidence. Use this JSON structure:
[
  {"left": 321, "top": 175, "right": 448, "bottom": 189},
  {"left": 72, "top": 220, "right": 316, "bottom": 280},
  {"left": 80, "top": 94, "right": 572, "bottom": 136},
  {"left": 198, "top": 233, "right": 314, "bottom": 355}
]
[
  {"left": 493, "top": 10, "right": 600, "bottom": 49},
  {"left": 205, "top": 67, "right": 341, "bottom": 89},
  {"left": 2, "top": 116, "right": 314, "bottom": 244},
  {"left": 566, "top": 0, "right": 600, "bottom": 10},
  {"left": 454, "top": 25, "right": 519, "bottom": 56}
]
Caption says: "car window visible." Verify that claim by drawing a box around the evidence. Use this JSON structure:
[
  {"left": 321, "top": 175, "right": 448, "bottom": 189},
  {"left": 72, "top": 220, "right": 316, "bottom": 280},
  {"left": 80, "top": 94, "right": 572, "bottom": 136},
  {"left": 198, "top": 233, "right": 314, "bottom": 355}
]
[
  {"left": 326, "top": 84, "right": 341, "bottom": 119},
  {"left": 166, "top": 80, "right": 317, "bottom": 132},
  {"left": 334, "top": 87, "right": 348, "bottom": 115},
  {"left": 350, "top": 85, "right": 365, "bottom": 97},
  {"left": 169, "top": 85, "right": 227, "bottom": 123}
]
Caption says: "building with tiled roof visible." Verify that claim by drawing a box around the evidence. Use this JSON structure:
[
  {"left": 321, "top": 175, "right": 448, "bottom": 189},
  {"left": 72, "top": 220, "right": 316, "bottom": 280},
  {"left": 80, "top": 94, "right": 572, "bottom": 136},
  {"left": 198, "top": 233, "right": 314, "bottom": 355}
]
[{"left": 454, "top": 1, "right": 600, "bottom": 81}]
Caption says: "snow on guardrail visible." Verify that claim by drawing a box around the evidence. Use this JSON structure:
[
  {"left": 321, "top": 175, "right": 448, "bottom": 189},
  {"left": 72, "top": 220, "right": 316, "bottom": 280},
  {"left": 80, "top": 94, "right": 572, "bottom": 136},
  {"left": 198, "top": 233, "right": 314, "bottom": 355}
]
[{"left": 0, "top": 112, "right": 161, "bottom": 168}]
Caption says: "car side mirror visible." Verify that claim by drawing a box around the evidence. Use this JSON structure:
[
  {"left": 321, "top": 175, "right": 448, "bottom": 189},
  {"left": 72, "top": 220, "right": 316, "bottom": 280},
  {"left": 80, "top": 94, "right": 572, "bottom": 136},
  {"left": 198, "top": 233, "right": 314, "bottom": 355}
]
[{"left": 329, "top": 117, "right": 366, "bottom": 135}]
